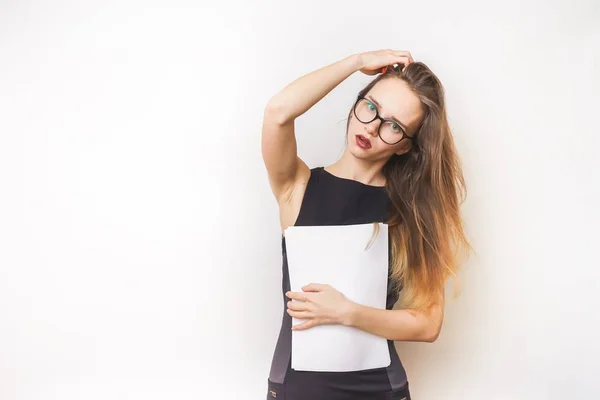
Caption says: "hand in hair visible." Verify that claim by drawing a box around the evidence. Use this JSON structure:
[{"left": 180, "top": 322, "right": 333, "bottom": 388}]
[{"left": 357, "top": 49, "right": 414, "bottom": 75}]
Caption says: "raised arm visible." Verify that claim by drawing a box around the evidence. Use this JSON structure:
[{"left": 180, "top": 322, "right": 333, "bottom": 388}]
[
  {"left": 260, "top": 54, "right": 362, "bottom": 202},
  {"left": 261, "top": 49, "right": 415, "bottom": 202}
]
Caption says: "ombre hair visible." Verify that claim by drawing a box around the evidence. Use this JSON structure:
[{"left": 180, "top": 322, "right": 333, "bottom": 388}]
[{"left": 353, "top": 63, "right": 472, "bottom": 311}]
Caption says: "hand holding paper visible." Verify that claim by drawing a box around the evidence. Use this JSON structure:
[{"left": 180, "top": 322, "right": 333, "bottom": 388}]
[
  {"left": 286, "top": 282, "right": 355, "bottom": 330},
  {"left": 284, "top": 222, "right": 391, "bottom": 372}
]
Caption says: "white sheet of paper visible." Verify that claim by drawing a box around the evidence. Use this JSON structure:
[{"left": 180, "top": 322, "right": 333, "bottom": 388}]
[{"left": 284, "top": 222, "right": 391, "bottom": 372}]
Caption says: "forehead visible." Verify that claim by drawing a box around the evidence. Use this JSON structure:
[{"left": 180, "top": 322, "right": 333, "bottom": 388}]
[{"left": 365, "top": 78, "right": 423, "bottom": 131}]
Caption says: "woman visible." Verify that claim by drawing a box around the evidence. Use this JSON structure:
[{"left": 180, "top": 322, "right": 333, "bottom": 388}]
[{"left": 261, "top": 49, "right": 471, "bottom": 400}]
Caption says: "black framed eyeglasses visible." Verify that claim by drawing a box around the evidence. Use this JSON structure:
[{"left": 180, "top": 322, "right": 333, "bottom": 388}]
[{"left": 352, "top": 95, "right": 414, "bottom": 146}]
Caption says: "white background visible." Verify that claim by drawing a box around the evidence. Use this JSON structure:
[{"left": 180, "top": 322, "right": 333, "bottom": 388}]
[{"left": 1, "top": 1, "right": 599, "bottom": 399}]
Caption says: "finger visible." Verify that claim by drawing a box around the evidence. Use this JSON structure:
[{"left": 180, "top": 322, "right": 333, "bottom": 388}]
[
  {"left": 302, "top": 283, "right": 327, "bottom": 292},
  {"left": 392, "top": 51, "right": 413, "bottom": 62},
  {"left": 394, "top": 50, "right": 413, "bottom": 59},
  {"left": 394, "top": 57, "right": 412, "bottom": 72},
  {"left": 292, "top": 319, "right": 319, "bottom": 331},
  {"left": 287, "top": 309, "right": 314, "bottom": 319},
  {"left": 392, "top": 55, "right": 411, "bottom": 65},
  {"left": 286, "top": 291, "right": 311, "bottom": 302},
  {"left": 287, "top": 300, "right": 313, "bottom": 311}
]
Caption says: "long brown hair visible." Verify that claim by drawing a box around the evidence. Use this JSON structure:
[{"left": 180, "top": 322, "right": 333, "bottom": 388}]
[{"left": 349, "top": 62, "right": 472, "bottom": 311}]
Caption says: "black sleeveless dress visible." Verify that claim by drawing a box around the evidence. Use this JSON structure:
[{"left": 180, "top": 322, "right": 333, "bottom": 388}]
[{"left": 266, "top": 167, "right": 411, "bottom": 400}]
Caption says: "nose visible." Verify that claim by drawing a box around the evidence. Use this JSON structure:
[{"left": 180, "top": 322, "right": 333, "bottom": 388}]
[{"left": 364, "top": 119, "right": 381, "bottom": 137}]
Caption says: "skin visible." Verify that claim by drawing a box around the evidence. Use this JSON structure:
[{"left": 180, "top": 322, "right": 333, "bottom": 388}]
[
  {"left": 262, "top": 50, "right": 443, "bottom": 343},
  {"left": 327, "top": 76, "right": 424, "bottom": 187}
]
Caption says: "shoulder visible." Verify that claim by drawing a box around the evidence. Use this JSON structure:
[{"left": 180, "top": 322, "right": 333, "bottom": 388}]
[
  {"left": 281, "top": 165, "right": 327, "bottom": 207},
  {"left": 295, "top": 165, "right": 324, "bottom": 189}
]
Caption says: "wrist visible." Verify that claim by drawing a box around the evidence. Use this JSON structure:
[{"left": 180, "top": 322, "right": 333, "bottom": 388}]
[
  {"left": 341, "top": 300, "right": 360, "bottom": 327},
  {"left": 347, "top": 53, "right": 363, "bottom": 72}
]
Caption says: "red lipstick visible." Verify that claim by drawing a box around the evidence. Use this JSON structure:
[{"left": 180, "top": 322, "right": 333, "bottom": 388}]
[{"left": 355, "top": 134, "right": 371, "bottom": 149}]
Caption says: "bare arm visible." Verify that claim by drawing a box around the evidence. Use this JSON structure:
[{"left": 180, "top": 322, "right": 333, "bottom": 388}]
[
  {"left": 345, "top": 300, "right": 444, "bottom": 343},
  {"left": 261, "top": 54, "right": 363, "bottom": 201},
  {"left": 261, "top": 49, "right": 415, "bottom": 203},
  {"left": 286, "top": 274, "right": 440, "bottom": 343}
]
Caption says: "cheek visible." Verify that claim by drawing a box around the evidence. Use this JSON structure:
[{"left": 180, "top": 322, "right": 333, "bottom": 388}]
[
  {"left": 347, "top": 118, "right": 359, "bottom": 135},
  {"left": 372, "top": 139, "right": 404, "bottom": 158}
]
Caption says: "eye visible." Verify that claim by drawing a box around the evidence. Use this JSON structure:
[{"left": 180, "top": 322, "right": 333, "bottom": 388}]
[
  {"left": 367, "top": 101, "right": 376, "bottom": 111},
  {"left": 391, "top": 123, "right": 402, "bottom": 133}
]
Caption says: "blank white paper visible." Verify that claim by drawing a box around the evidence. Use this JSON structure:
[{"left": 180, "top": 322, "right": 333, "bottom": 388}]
[{"left": 284, "top": 223, "right": 391, "bottom": 372}]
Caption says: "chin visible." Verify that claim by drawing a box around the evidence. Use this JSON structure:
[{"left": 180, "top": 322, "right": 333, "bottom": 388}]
[
  {"left": 347, "top": 142, "right": 368, "bottom": 158},
  {"left": 348, "top": 147, "right": 382, "bottom": 162}
]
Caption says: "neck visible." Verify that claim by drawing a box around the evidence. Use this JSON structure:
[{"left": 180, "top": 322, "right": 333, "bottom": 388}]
[{"left": 326, "top": 149, "right": 388, "bottom": 187}]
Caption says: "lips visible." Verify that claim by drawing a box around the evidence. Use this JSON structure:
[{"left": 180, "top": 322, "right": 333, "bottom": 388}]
[{"left": 355, "top": 134, "right": 371, "bottom": 149}]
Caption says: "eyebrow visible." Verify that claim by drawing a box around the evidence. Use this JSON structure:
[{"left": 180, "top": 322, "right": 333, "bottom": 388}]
[{"left": 365, "top": 95, "right": 408, "bottom": 133}]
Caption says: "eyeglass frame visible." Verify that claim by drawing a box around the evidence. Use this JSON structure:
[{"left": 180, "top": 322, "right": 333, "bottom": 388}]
[{"left": 352, "top": 94, "right": 415, "bottom": 146}]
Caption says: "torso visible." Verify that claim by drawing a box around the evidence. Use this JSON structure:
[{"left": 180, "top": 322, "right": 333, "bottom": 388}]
[{"left": 266, "top": 166, "right": 410, "bottom": 400}]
